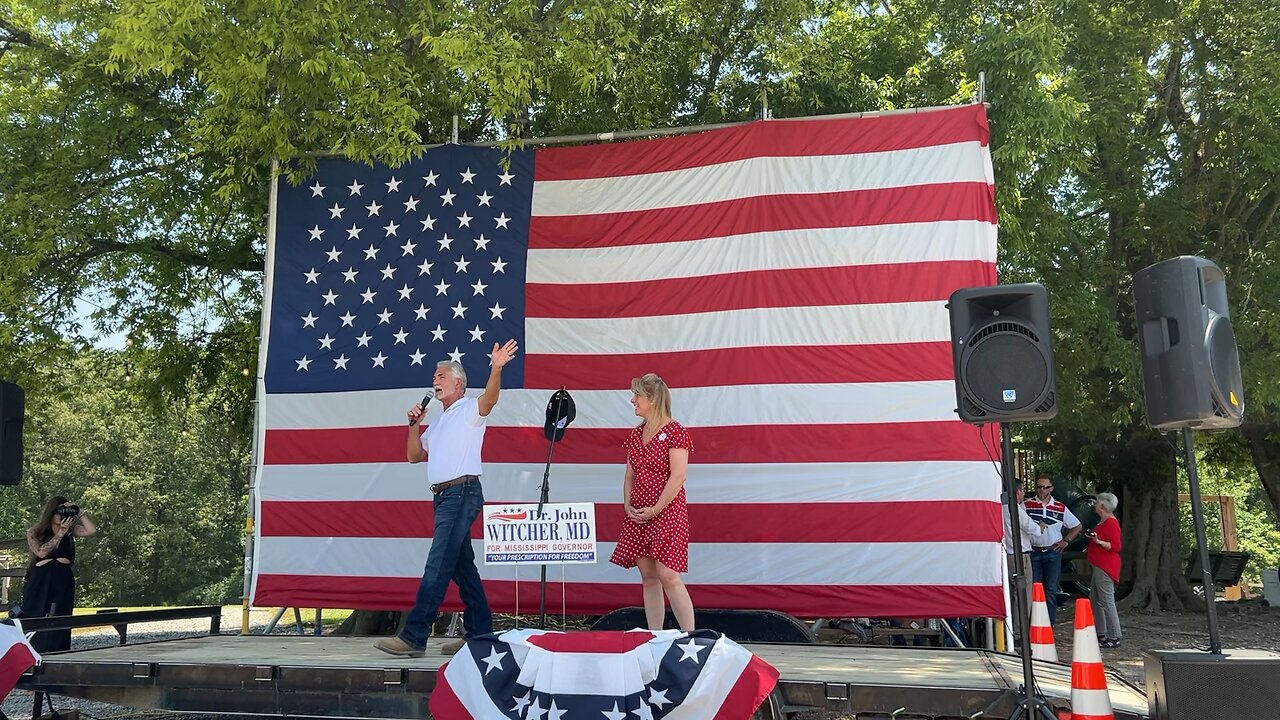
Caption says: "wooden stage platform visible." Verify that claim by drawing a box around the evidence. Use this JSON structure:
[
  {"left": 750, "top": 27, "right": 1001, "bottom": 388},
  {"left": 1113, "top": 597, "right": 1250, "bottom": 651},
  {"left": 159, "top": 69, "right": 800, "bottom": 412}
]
[{"left": 18, "top": 635, "right": 1149, "bottom": 719}]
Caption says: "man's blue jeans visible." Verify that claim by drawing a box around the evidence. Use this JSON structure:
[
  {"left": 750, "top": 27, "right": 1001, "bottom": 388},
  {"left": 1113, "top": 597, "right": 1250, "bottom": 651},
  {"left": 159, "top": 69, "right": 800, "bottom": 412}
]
[
  {"left": 399, "top": 480, "right": 492, "bottom": 648},
  {"left": 1028, "top": 548, "right": 1063, "bottom": 625}
]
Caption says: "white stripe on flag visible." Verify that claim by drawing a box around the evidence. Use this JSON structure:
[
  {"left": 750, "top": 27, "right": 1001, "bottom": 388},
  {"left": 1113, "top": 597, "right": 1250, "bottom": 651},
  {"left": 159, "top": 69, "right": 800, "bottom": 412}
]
[
  {"left": 256, "top": 460, "right": 1002, "bottom": 503},
  {"left": 531, "top": 142, "right": 991, "bottom": 216},
  {"left": 254, "top": 539, "right": 1005, "bottom": 586},
  {"left": 263, "top": 381, "right": 962, "bottom": 430},
  {"left": 526, "top": 221, "right": 997, "bottom": 284},
  {"left": 664, "top": 636, "right": 754, "bottom": 720},
  {"left": 525, "top": 301, "right": 949, "bottom": 354}
]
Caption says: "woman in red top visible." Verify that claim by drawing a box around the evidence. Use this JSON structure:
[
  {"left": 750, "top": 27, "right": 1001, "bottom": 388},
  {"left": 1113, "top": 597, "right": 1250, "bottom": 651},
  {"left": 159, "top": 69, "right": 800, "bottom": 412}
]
[
  {"left": 609, "top": 373, "right": 695, "bottom": 631},
  {"left": 1086, "top": 492, "right": 1122, "bottom": 647}
]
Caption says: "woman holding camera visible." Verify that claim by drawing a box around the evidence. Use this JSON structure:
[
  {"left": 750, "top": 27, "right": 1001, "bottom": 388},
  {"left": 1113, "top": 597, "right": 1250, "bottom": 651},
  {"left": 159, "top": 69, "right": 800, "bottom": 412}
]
[{"left": 23, "top": 496, "right": 97, "bottom": 652}]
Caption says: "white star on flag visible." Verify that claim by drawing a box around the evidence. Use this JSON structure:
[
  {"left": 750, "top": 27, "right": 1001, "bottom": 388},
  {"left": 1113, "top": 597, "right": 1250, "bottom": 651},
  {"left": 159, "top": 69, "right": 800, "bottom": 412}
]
[
  {"left": 371, "top": 352, "right": 387, "bottom": 368},
  {"left": 481, "top": 646, "right": 507, "bottom": 674},
  {"left": 308, "top": 225, "right": 324, "bottom": 240},
  {"left": 328, "top": 203, "right": 344, "bottom": 219},
  {"left": 309, "top": 182, "right": 325, "bottom": 197},
  {"left": 385, "top": 176, "right": 401, "bottom": 192},
  {"left": 677, "top": 639, "right": 706, "bottom": 664},
  {"left": 346, "top": 180, "right": 363, "bottom": 195},
  {"left": 333, "top": 354, "right": 349, "bottom": 369},
  {"left": 296, "top": 356, "right": 311, "bottom": 371}
]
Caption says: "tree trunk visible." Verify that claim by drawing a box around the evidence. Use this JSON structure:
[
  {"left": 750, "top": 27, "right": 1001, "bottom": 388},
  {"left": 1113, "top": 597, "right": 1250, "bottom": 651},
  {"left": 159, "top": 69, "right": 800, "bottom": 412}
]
[
  {"left": 1241, "top": 421, "right": 1280, "bottom": 521},
  {"left": 332, "top": 609, "right": 402, "bottom": 636},
  {"left": 1116, "top": 435, "right": 1200, "bottom": 612}
]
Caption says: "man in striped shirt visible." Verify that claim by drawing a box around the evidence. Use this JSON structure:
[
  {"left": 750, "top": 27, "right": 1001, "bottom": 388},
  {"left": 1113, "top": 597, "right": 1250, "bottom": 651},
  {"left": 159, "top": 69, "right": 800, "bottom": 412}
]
[{"left": 1023, "top": 474, "right": 1080, "bottom": 625}]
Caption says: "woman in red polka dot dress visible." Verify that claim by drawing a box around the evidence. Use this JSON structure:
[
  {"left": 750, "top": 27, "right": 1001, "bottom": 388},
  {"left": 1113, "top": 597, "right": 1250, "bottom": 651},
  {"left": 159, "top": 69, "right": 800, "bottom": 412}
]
[{"left": 609, "top": 373, "right": 695, "bottom": 631}]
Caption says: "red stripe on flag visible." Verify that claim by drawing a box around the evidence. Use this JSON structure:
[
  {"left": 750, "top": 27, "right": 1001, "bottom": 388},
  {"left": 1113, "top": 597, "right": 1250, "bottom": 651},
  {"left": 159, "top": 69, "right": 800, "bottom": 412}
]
[
  {"left": 716, "top": 653, "right": 780, "bottom": 720},
  {"left": 427, "top": 665, "right": 475, "bottom": 720},
  {"left": 259, "top": 500, "right": 1003, "bottom": 543},
  {"left": 526, "top": 631, "right": 655, "bottom": 653},
  {"left": 0, "top": 641, "right": 37, "bottom": 698},
  {"left": 523, "top": 343, "right": 957, "bottom": 389},
  {"left": 253, "top": 576, "right": 1007, "bottom": 618},
  {"left": 526, "top": 261, "right": 996, "bottom": 319},
  {"left": 263, "top": 422, "right": 1000, "bottom": 465},
  {"left": 534, "top": 105, "right": 989, "bottom": 181},
  {"left": 529, "top": 183, "right": 997, "bottom": 249}
]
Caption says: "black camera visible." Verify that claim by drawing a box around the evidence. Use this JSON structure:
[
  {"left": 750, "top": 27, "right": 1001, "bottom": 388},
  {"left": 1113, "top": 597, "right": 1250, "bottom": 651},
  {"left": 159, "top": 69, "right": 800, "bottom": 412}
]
[{"left": 56, "top": 504, "right": 80, "bottom": 520}]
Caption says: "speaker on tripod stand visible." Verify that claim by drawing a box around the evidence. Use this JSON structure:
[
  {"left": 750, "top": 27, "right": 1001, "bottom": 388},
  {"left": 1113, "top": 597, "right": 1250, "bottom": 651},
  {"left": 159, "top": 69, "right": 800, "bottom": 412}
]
[
  {"left": 1132, "top": 257, "right": 1276, "bottom": 720},
  {"left": 948, "top": 282, "right": 1059, "bottom": 720}
]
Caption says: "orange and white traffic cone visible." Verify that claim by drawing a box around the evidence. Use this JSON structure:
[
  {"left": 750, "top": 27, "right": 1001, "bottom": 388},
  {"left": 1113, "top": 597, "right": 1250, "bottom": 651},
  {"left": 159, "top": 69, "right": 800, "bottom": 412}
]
[
  {"left": 1070, "top": 599, "right": 1114, "bottom": 720},
  {"left": 1029, "top": 581, "right": 1058, "bottom": 662}
]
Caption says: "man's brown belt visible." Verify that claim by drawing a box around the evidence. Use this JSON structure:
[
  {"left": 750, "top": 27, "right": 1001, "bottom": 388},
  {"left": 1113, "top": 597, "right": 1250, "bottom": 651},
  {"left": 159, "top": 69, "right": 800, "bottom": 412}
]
[{"left": 431, "top": 474, "right": 479, "bottom": 494}]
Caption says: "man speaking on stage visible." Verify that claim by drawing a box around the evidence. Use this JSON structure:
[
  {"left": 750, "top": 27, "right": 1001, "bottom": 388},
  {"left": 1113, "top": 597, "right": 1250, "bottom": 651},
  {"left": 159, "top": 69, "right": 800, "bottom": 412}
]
[{"left": 375, "top": 339, "right": 519, "bottom": 658}]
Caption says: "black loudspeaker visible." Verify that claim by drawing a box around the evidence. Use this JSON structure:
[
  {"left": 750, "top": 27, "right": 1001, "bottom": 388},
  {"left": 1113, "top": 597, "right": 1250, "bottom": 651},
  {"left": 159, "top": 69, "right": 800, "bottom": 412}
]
[
  {"left": 1146, "top": 649, "right": 1280, "bottom": 719},
  {"left": 1132, "top": 256, "right": 1244, "bottom": 430},
  {"left": 0, "top": 381, "right": 23, "bottom": 485},
  {"left": 947, "top": 283, "right": 1058, "bottom": 424}
]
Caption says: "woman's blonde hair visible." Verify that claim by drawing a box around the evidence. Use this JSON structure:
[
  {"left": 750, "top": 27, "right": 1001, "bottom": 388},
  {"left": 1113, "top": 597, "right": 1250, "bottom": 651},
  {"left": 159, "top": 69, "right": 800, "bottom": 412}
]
[{"left": 631, "top": 373, "right": 672, "bottom": 423}]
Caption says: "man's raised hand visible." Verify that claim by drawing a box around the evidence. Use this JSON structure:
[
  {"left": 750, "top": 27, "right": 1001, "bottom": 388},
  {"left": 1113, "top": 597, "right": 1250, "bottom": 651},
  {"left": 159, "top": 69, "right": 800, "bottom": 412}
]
[{"left": 491, "top": 339, "right": 520, "bottom": 369}]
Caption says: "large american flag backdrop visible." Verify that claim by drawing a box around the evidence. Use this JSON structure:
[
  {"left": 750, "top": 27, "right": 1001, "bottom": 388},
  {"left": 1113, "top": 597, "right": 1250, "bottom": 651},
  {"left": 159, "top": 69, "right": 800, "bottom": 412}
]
[{"left": 250, "top": 103, "right": 1006, "bottom": 618}]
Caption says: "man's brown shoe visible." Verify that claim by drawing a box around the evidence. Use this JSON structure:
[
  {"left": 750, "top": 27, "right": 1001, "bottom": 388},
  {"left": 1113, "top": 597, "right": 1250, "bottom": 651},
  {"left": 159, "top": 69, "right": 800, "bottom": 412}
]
[
  {"left": 374, "top": 636, "right": 425, "bottom": 658},
  {"left": 440, "top": 638, "right": 467, "bottom": 655}
]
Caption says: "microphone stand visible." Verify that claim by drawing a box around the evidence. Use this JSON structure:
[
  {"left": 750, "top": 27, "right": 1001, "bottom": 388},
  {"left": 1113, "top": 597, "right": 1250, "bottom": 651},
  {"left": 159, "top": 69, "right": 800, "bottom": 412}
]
[{"left": 536, "top": 387, "right": 569, "bottom": 629}]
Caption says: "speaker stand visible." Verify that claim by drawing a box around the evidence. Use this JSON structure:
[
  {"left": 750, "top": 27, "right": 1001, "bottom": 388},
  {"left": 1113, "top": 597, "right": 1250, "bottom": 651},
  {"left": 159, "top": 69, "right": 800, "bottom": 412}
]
[
  {"left": 998, "top": 423, "right": 1057, "bottom": 720},
  {"left": 534, "top": 391, "right": 569, "bottom": 630},
  {"left": 1179, "top": 427, "right": 1224, "bottom": 654}
]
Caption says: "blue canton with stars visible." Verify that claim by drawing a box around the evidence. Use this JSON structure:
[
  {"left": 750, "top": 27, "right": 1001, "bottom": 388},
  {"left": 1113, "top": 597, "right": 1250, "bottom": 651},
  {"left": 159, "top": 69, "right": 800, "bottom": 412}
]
[
  {"left": 265, "top": 145, "right": 532, "bottom": 393},
  {"left": 467, "top": 631, "right": 720, "bottom": 720}
]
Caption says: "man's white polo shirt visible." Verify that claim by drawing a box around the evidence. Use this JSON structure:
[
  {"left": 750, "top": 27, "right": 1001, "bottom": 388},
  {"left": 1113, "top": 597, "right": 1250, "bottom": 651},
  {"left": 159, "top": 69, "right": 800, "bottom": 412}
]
[{"left": 421, "top": 396, "right": 487, "bottom": 485}]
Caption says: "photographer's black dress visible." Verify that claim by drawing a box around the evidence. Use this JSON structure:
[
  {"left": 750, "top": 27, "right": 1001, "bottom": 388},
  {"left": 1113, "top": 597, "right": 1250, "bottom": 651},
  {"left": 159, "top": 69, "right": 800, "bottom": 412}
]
[{"left": 22, "top": 533, "right": 76, "bottom": 652}]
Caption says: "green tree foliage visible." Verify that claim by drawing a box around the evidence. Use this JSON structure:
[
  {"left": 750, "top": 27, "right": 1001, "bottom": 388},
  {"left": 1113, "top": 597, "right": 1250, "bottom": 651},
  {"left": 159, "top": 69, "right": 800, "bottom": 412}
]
[
  {"left": 1, "top": 352, "right": 249, "bottom": 606},
  {"left": 2, "top": 0, "right": 1276, "bottom": 611}
]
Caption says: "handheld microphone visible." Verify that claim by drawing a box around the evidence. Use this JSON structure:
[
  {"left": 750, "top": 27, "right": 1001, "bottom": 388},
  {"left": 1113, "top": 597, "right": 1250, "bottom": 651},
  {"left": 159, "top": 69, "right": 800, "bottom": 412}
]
[{"left": 409, "top": 392, "right": 433, "bottom": 426}]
